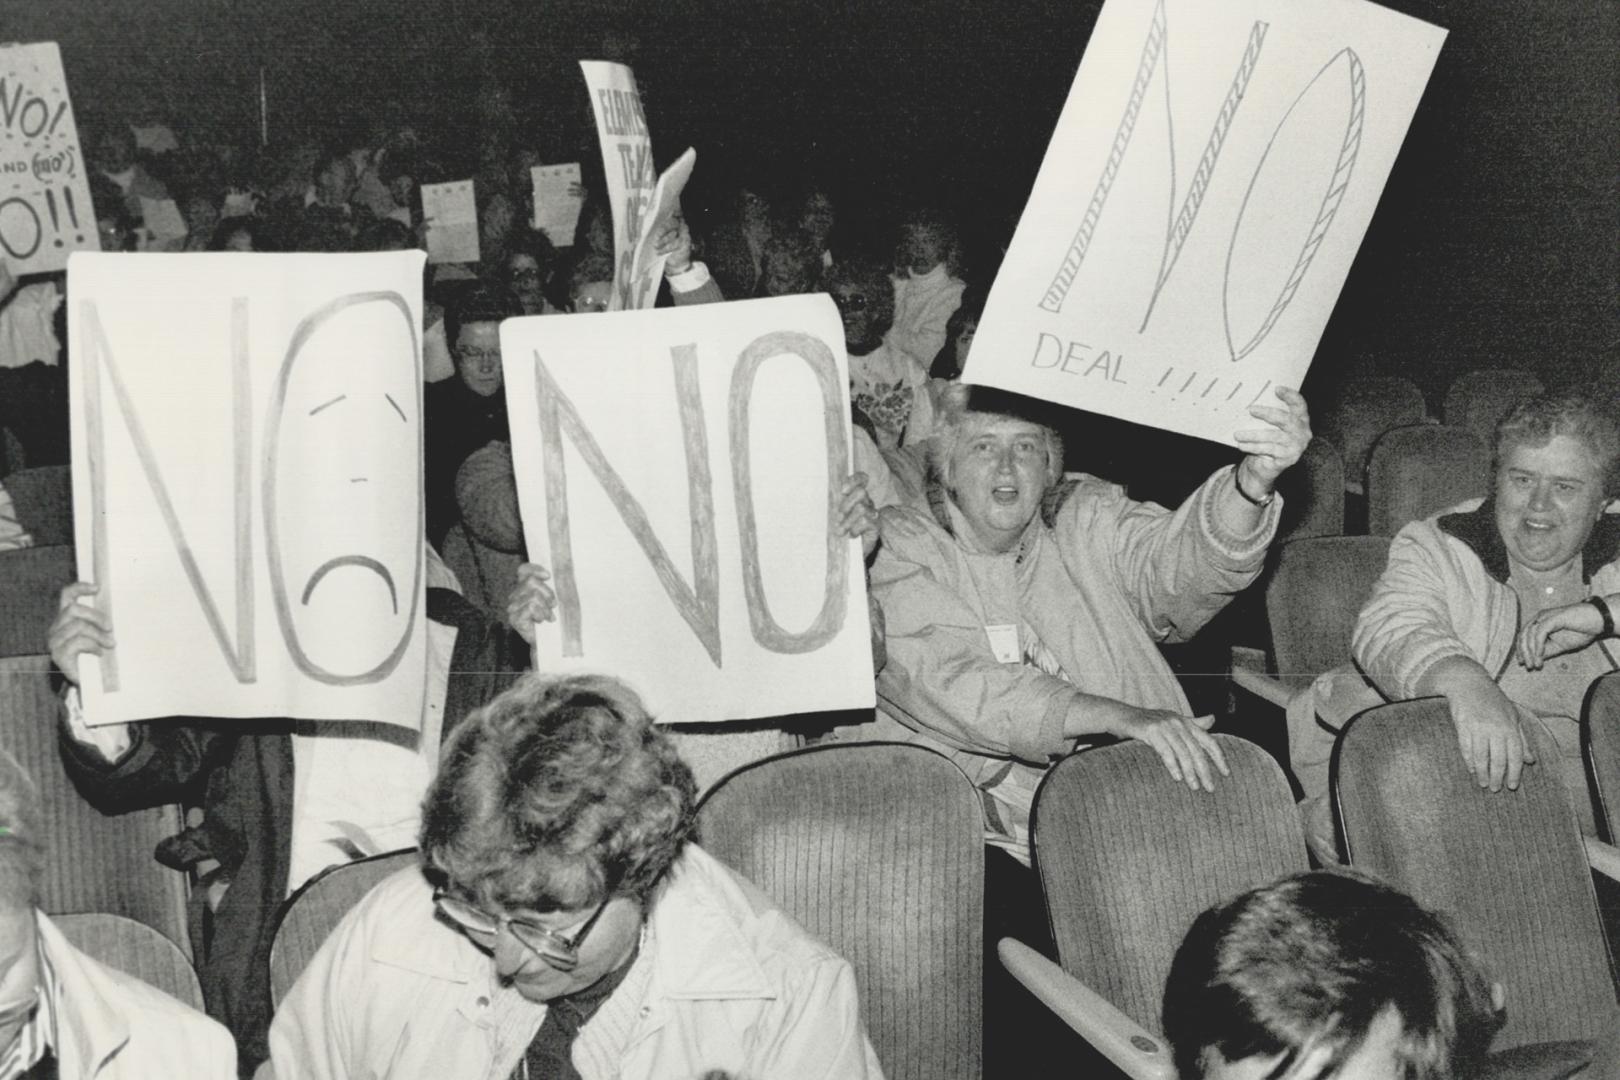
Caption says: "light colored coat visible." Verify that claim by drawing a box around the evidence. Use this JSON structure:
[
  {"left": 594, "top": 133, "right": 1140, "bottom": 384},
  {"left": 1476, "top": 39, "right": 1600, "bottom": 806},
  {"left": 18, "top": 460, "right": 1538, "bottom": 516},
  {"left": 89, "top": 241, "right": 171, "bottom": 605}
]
[
  {"left": 265, "top": 844, "right": 883, "bottom": 1080},
  {"left": 36, "top": 912, "right": 237, "bottom": 1079},
  {"left": 866, "top": 467, "right": 1277, "bottom": 862}
]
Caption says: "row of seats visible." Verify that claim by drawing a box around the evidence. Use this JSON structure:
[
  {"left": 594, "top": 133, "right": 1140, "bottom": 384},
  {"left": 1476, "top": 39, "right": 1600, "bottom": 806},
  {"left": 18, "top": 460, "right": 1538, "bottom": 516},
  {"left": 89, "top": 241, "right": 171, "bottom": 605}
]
[{"left": 76, "top": 689, "right": 1607, "bottom": 1080}]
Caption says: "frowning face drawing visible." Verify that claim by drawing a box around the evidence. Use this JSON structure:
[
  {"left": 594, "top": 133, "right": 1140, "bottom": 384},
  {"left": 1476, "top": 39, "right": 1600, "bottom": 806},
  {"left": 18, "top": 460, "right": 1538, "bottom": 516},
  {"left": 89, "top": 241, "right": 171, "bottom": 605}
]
[{"left": 264, "top": 290, "right": 422, "bottom": 685}]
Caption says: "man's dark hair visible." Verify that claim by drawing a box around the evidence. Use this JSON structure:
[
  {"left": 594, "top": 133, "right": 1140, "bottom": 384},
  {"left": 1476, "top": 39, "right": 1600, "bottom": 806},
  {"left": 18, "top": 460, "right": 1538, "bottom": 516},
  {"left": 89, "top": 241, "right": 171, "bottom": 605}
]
[
  {"left": 443, "top": 282, "right": 524, "bottom": 352},
  {"left": 1162, "top": 869, "right": 1501, "bottom": 1080}
]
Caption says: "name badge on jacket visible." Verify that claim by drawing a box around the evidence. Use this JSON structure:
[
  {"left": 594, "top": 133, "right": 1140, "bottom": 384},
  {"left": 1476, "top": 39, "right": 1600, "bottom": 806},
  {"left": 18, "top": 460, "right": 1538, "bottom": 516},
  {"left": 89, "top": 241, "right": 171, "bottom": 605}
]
[{"left": 985, "top": 624, "right": 1020, "bottom": 664}]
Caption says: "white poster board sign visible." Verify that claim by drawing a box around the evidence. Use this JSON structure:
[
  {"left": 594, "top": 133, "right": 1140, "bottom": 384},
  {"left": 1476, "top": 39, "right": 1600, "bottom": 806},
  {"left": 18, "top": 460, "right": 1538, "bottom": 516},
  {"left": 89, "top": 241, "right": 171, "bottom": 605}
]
[
  {"left": 529, "top": 162, "right": 584, "bottom": 247},
  {"left": 502, "top": 294, "right": 875, "bottom": 724},
  {"left": 0, "top": 42, "right": 98, "bottom": 274},
  {"left": 967, "top": 0, "right": 1445, "bottom": 447},
  {"left": 421, "top": 179, "right": 479, "bottom": 265},
  {"left": 67, "top": 252, "right": 429, "bottom": 728},
  {"left": 579, "top": 61, "right": 663, "bottom": 311}
]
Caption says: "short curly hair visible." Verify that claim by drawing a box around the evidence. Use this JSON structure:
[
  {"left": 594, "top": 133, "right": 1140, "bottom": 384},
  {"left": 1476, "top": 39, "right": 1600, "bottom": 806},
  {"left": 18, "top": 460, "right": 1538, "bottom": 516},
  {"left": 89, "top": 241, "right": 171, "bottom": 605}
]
[
  {"left": 420, "top": 674, "right": 697, "bottom": 913},
  {"left": 930, "top": 382, "right": 1065, "bottom": 496},
  {"left": 1494, "top": 391, "right": 1620, "bottom": 498}
]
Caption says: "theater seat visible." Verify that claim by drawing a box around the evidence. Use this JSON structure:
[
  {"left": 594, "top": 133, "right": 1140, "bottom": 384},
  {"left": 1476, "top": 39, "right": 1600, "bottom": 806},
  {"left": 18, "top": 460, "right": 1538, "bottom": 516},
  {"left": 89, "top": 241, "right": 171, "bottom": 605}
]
[
  {"left": 698, "top": 742, "right": 983, "bottom": 1080},
  {"left": 54, "top": 911, "right": 204, "bottom": 1010},
  {"left": 1365, "top": 423, "right": 1490, "bottom": 537},
  {"left": 1318, "top": 375, "right": 1429, "bottom": 495},
  {"left": 267, "top": 848, "right": 420, "bottom": 1006},
  {"left": 1333, "top": 698, "right": 1620, "bottom": 1051},
  {"left": 1000, "top": 735, "right": 1307, "bottom": 1080},
  {"left": 1583, "top": 673, "right": 1620, "bottom": 844},
  {"left": 1443, "top": 369, "right": 1544, "bottom": 444},
  {"left": 0, "top": 544, "right": 192, "bottom": 958},
  {"left": 3, "top": 464, "right": 72, "bottom": 548}
]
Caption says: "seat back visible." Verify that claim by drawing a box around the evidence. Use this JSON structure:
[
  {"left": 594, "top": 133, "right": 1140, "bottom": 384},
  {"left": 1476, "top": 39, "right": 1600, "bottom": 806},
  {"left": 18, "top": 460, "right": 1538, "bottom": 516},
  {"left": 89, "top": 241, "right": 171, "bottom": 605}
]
[
  {"left": 269, "top": 848, "right": 421, "bottom": 1005},
  {"left": 0, "top": 545, "right": 191, "bottom": 956},
  {"left": 1319, "top": 376, "right": 1429, "bottom": 489},
  {"left": 1033, "top": 736, "right": 1306, "bottom": 1030},
  {"left": 1442, "top": 369, "right": 1545, "bottom": 443},
  {"left": 1265, "top": 536, "right": 1391, "bottom": 694},
  {"left": 1334, "top": 699, "right": 1619, "bottom": 1047},
  {"left": 53, "top": 911, "right": 204, "bottom": 1010},
  {"left": 3, "top": 465, "right": 71, "bottom": 547},
  {"left": 1584, "top": 673, "right": 1620, "bottom": 844},
  {"left": 1366, "top": 424, "right": 1491, "bottom": 537},
  {"left": 697, "top": 743, "right": 984, "bottom": 1080},
  {"left": 1275, "top": 437, "right": 1345, "bottom": 541}
]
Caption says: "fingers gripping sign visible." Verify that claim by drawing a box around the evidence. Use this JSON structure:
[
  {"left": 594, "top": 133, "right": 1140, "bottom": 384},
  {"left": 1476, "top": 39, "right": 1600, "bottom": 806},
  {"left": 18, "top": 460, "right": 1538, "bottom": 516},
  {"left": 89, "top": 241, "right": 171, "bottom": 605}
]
[{"left": 1232, "top": 385, "right": 1313, "bottom": 498}]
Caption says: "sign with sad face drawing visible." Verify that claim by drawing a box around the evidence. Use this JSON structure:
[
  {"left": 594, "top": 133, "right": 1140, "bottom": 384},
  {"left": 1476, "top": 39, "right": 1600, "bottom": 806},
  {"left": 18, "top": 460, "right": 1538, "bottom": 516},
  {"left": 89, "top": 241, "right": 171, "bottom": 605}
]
[{"left": 68, "top": 252, "right": 428, "bottom": 728}]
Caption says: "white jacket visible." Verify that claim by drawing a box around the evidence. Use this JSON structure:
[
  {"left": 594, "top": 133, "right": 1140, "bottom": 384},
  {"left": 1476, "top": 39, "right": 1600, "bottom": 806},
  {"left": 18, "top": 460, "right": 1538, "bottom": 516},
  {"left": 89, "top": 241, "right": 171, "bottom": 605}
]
[
  {"left": 36, "top": 912, "right": 237, "bottom": 1079},
  {"left": 266, "top": 844, "right": 883, "bottom": 1080}
]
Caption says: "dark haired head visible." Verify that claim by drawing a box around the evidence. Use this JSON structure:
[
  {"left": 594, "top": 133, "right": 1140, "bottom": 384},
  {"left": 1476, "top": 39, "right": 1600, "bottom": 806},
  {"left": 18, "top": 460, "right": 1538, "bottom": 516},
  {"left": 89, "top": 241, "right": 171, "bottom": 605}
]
[
  {"left": 1163, "top": 869, "right": 1500, "bottom": 1080},
  {"left": 442, "top": 281, "right": 524, "bottom": 352}
]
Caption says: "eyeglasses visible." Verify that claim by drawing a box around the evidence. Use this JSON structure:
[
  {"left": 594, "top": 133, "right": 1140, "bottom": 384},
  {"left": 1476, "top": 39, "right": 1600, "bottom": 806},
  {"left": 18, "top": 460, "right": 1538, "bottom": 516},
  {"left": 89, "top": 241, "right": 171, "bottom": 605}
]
[
  {"left": 433, "top": 889, "right": 608, "bottom": 972},
  {"left": 572, "top": 294, "right": 611, "bottom": 314},
  {"left": 457, "top": 348, "right": 502, "bottom": 366},
  {"left": 830, "top": 291, "right": 869, "bottom": 313},
  {"left": 510, "top": 267, "right": 543, "bottom": 282}
]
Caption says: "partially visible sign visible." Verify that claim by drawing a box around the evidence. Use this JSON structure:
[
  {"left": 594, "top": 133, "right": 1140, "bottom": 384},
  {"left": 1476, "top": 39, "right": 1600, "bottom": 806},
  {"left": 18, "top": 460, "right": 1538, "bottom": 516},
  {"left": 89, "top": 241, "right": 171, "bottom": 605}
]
[{"left": 0, "top": 42, "right": 98, "bottom": 273}]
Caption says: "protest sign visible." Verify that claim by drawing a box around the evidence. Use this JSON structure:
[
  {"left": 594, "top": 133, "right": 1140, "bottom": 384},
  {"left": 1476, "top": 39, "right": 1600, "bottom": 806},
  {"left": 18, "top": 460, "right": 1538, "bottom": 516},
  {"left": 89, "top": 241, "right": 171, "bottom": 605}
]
[
  {"left": 0, "top": 42, "right": 97, "bottom": 274},
  {"left": 421, "top": 179, "right": 479, "bottom": 264},
  {"left": 529, "top": 161, "right": 584, "bottom": 247},
  {"left": 580, "top": 61, "right": 695, "bottom": 311},
  {"left": 631, "top": 147, "right": 696, "bottom": 282},
  {"left": 67, "top": 252, "right": 429, "bottom": 728},
  {"left": 966, "top": 0, "right": 1444, "bottom": 448},
  {"left": 502, "top": 294, "right": 875, "bottom": 724}
]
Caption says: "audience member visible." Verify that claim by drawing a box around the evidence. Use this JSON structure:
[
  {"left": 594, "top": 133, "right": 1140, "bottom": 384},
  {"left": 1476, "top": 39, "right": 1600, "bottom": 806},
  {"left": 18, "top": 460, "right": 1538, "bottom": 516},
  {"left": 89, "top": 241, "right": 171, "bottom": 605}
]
[
  {"left": 929, "top": 284, "right": 984, "bottom": 383},
  {"left": 505, "top": 230, "right": 560, "bottom": 315},
  {"left": 265, "top": 673, "right": 883, "bottom": 1079},
  {"left": 1290, "top": 391, "right": 1620, "bottom": 854},
  {"left": 1163, "top": 869, "right": 1502, "bottom": 1080},
  {"left": 861, "top": 380, "right": 1308, "bottom": 1072},
  {"left": 424, "top": 283, "right": 524, "bottom": 547},
  {"left": 886, "top": 214, "right": 965, "bottom": 364},
  {"left": 705, "top": 181, "right": 774, "bottom": 299},
  {"left": 755, "top": 227, "right": 822, "bottom": 297},
  {"left": 827, "top": 253, "right": 937, "bottom": 453},
  {"left": 0, "top": 749, "right": 239, "bottom": 1077}
]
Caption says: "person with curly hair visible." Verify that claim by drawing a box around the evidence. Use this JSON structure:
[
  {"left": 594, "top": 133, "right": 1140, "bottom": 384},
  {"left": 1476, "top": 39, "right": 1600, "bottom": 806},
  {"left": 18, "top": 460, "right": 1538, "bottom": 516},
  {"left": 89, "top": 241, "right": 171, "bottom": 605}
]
[{"left": 265, "top": 673, "right": 882, "bottom": 1080}]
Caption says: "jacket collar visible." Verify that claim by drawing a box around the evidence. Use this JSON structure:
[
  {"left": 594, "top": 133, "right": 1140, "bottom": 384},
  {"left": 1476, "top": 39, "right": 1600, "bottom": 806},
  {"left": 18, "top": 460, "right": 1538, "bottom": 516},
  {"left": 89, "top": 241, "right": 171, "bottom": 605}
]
[
  {"left": 35, "top": 912, "right": 130, "bottom": 1077},
  {"left": 1437, "top": 497, "right": 1620, "bottom": 584}
]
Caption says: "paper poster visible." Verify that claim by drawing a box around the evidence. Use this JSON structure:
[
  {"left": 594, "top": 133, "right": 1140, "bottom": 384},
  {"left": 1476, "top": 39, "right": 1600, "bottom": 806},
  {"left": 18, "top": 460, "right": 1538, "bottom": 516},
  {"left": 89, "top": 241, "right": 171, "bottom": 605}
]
[
  {"left": 421, "top": 179, "right": 479, "bottom": 264},
  {"left": 502, "top": 294, "right": 876, "bottom": 724},
  {"left": 529, "top": 162, "right": 584, "bottom": 247},
  {"left": 0, "top": 42, "right": 98, "bottom": 274},
  {"left": 139, "top": 197, "right": 188, "bottom": 245},
  {"left": 579, "top": 61, "right": 661, "bottom": 311},
  {"left": 631, "top": 147, "right": 697, "bottom": 282},
  {"left": 966, "top": 0, "right": 1445, "bottom": 448},
  {"left": 67, "top": 251, "right": 429, "bottom": 728}
]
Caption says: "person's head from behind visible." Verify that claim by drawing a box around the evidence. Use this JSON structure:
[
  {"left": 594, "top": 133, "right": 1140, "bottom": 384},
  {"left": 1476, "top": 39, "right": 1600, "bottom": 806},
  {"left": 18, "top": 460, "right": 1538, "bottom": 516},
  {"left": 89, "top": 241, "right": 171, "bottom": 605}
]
[
  {"left": 796, "top": 183, "right": 837, "bottom": 252},
  {"left": 931, "top": 383, "right": 1064, "bottom": 554},
  {"left": 419, "top": 673, "right": 696, "bottom": 1004},
  {"left": 0, "top": 750, "right": 43, "bottom": 1061},
  {"left": 1163, "top": 869, "right": 1501, "bottom": 1080},
  {"left": 560, "top": 249, "right": 616, "bottom": 314},
  {"left": 209, "top": 215, "right": 269, "bottom": 252},
  {"left": 87, "top": 119, "right": 137, "bottom": 175},
  {"left": 444, "top": 283, "right": 523, "bottom": 398},
  {"left": 312, "top": 147, "right": 358, "bottom": 208},
  {"left": 1491, "top": 392, "right": 1620, "bottom": 574},
  {"left": 757, "top": 228, "right": 822, "bottom": 298},
  {"left": 824, "top": 254, "right": 895, "bottom": 355}
]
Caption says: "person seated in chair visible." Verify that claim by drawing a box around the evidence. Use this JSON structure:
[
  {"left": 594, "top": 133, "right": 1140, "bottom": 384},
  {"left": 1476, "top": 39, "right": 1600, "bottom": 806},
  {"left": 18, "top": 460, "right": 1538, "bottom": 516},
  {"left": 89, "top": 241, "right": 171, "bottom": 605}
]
[
  {"left": 0, "top": 750, "right": 238, "bottom": 1078},
  {"left": 265, "top": 673, "right": 883, "bottom": 1080},
  {"left": 1291, "top": 392, "right": 1620, "bottom": 855},
  {"left": 1163, "top": 869, "right": 1504, "bottom": 1080}
]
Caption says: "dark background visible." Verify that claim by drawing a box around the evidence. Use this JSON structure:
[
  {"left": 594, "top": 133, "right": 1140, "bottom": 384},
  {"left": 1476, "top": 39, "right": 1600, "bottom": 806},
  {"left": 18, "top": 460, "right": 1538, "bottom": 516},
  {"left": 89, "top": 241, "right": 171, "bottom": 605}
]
[{"left": 3, "top": 0, "right": 1615, "bottom": 410}]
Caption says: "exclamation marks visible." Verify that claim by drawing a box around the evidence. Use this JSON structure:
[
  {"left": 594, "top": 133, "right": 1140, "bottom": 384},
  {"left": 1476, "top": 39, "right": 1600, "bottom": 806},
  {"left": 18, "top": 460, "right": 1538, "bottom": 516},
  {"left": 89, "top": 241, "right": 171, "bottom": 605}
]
[
  {"left": 46, "top": 187, "right": 83, "bottom": 247},
  {"left": 62, "top": 186, "right": 81, "bottom": 243}
]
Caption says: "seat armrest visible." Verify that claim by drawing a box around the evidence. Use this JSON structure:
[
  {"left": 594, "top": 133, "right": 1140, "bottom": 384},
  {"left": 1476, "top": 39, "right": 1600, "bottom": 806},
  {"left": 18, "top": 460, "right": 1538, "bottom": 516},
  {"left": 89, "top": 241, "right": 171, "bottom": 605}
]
[
  {"left": 1232, "top": 666, "right": 1293, "bottom": 710},
  {"left": 1584, "top": 837, "right": 1620, "bottom": 884},
  {"left": 997, "top": 938, "right": 1175, "bottom": 1080}
]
